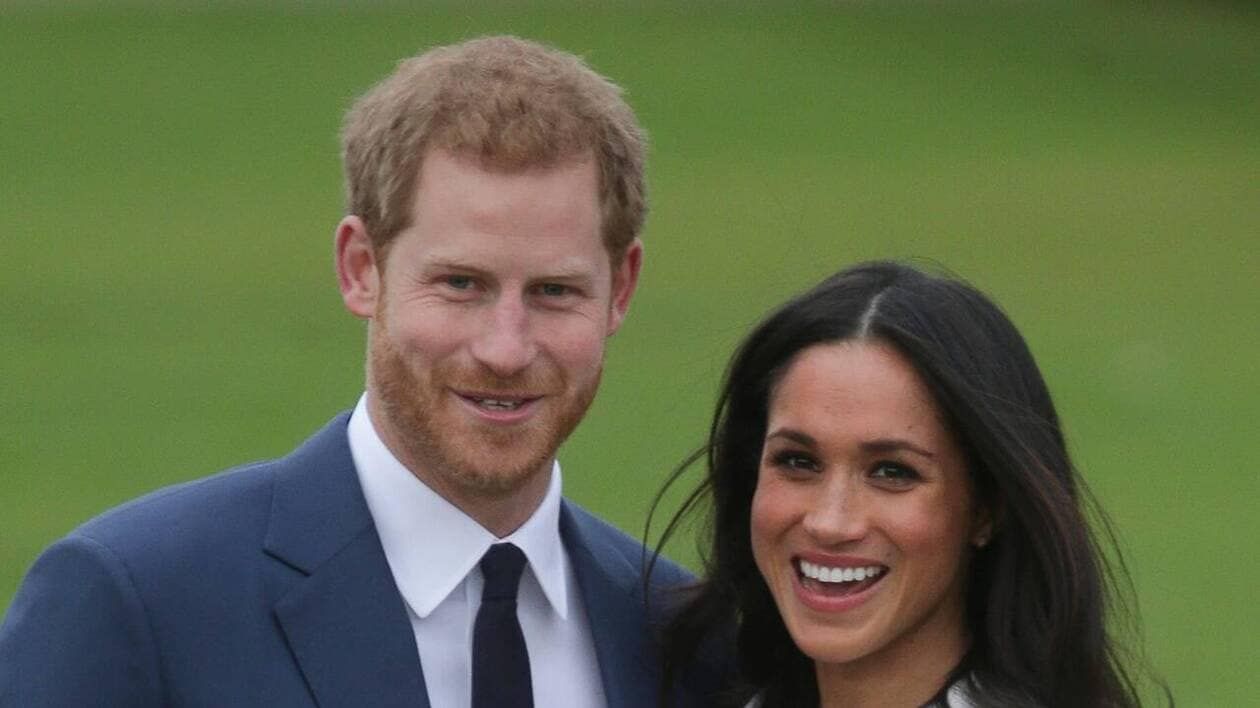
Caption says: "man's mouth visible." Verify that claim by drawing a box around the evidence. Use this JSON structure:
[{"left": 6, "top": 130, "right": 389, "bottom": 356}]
[
  {"left": 796, "top": 558, "right": 887, "bottom": 597},
  {"left": 457, "top": 392, "right": 541, "bottom": 415},
  {"left": 470, "top": 397, "right": 527, "bottom": 411}
]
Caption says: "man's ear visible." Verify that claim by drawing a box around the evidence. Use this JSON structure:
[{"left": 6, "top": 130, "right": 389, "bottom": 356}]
[
  {"left": 335, "top": 216, "right": 380, "bottom": 319},
  {"left": 606, "top": 238, "right": 643, "bottom": 335}
]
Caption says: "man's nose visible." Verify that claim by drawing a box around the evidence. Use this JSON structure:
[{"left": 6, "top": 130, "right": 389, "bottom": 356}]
[
  {"left": 801, "top": 476, "right": 868, "bottom": 546},
  {"left": 469, "top": 295, "right": 537, "bottom": 378}
]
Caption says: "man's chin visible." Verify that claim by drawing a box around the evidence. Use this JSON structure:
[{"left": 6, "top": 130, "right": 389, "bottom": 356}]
[{"left": 443, "top": 457, "right": 553, "bottom": 498}]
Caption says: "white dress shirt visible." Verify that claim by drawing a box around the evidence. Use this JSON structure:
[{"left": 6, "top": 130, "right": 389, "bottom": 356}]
[{"left": 348, "top": 394, "right": 607, "bottom": 707}]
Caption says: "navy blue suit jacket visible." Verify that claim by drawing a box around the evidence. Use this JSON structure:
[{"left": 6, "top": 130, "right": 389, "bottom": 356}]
[{"left": 0, "top": 414, "right": 717, "bottom": 706}]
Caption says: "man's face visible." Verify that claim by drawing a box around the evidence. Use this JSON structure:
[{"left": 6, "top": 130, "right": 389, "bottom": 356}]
[{"left": 356, "top": 149, "right": 639, "bottom": 522}]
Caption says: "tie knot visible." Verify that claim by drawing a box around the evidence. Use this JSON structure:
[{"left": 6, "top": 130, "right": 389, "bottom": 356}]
[{"left": 480, "top": 543, "right": 527, "bottom": 601}]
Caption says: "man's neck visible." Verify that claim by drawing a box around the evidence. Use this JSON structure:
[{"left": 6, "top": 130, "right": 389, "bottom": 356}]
[
  {"left": 365, "top": 397, "right": 554, "bottom": 538},
  {"left": 419, "top": 467, "right": 553, "bottom": 538}
]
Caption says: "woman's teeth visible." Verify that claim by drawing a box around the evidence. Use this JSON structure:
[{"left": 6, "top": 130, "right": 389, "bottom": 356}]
[{"left": 799, "top": 560, "right": 885, "bottom": 584}]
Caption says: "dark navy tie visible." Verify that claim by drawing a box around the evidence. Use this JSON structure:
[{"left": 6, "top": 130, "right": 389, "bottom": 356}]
[{"left": 472, "top": 543, "right": 533, "bottom": 708}]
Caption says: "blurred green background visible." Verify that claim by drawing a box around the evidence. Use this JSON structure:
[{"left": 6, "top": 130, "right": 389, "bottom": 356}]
[{"left": 2, "top": 1, "right": 1256, "bottom": 703}]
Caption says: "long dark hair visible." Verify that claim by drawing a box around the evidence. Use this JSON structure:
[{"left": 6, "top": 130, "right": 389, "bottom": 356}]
[{"left": 650, "top": 261, "right": 1164, "bottom": 707}]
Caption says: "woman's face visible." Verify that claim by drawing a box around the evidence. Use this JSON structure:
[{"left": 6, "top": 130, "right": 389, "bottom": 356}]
[{"left": 750, "top": 340, "right": 987, "bottom": 677}]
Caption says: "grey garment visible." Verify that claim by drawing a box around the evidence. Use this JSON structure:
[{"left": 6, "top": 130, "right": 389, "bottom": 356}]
[{"left": 944, "top": 679, "right": 980, "bottom": 707}]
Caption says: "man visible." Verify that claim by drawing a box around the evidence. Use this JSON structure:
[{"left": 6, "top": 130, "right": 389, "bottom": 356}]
[{"left": 0, "top": 36, "right": 720, "bottom": 707}]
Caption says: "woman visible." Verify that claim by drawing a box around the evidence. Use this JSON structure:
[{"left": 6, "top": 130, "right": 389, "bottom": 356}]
[{"left": 653, "top": 261, "right": 1163, "bottom": 707}]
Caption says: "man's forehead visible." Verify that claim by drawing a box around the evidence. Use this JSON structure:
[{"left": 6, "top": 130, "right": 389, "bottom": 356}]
[
  {"left": 413, "top": 244, "right": 607, "bottom": 276},
  {"left": 418, "top": 146, "right": 598, "bottom": 179}
]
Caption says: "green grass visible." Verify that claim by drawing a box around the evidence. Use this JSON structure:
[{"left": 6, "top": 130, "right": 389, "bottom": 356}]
[{"left": 2, "top": 2, "right": 1257, "bottom": 703}]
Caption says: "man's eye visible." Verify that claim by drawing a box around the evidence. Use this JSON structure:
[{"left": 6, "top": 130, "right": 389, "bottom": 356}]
[
  {"left": 538, "top": 283, "right": 569, "bottom": 297},
  {"left": 445, "top": 275, "right": 474, "bottom": 290}
]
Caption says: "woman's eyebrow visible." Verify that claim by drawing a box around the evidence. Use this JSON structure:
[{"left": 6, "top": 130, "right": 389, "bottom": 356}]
[
  {"left": 764, "top": 428, "right": 816, "bottom": 447},
  {"left": 860, "top": 438, "right": 935, "bottom": 459}
]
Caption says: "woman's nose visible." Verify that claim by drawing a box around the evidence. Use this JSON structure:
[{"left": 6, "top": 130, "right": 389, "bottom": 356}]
[{"left": 801, "top": 478, "right": 868, "bottom": 546}]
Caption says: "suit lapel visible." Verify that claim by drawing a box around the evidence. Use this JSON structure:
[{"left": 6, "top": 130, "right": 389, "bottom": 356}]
[
  {"left": 561, "top": 502, "right": 660, "bottom": 708},
  {"left": 264, "top": 414, "right": 429, "bottom": 708}
]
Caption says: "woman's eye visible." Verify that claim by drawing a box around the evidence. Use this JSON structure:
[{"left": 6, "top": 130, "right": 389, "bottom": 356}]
[
  {"left": 870, "top": 462, "right": 920, "bottom": 483},
  {"left": 771, "top": 451, "right": 819, "bottom": 473}
]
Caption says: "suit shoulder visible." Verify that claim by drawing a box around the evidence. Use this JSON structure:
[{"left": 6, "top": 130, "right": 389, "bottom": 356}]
[
  {"left": 70, "top": 458, "right": 280, "bottom": 562},
  {"left": 561, "top": 500, "right": 694, "bottom": 587},
  {"left": 560, "top": 500, "right": 642, "bottom": 559}
]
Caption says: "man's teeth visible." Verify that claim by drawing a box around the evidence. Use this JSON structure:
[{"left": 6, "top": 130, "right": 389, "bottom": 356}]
[
  {"left": 475, "top": 398, "right": 524, "bottom": 411},
  {"left": 799, "top": 560, "right": 885, "bottom": 584}
]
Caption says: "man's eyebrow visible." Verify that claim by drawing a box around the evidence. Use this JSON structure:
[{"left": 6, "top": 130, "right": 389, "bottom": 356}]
[
  {"left": 420, "top": 259, "right": 597, "bottom": 281},
  {"left": 421, "top": 258, "right": 490, "bottom": 274},
  {"left": 534, "top": 265, "right": 596, "bottom": 281}
]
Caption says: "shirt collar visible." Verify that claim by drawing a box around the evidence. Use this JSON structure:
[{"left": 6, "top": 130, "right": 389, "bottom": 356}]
[{"left": 347, "top": 394, "right": 570, "bottom": 619}]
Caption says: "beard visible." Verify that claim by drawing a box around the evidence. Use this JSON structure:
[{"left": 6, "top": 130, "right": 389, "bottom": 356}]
[{"left": 368, "top": 320, "right": 600, "bottom": 499}]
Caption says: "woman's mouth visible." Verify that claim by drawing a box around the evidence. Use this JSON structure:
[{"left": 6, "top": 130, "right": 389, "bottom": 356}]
[{"left": 795, "top": 557, "right": 887, "bottom": 598}]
